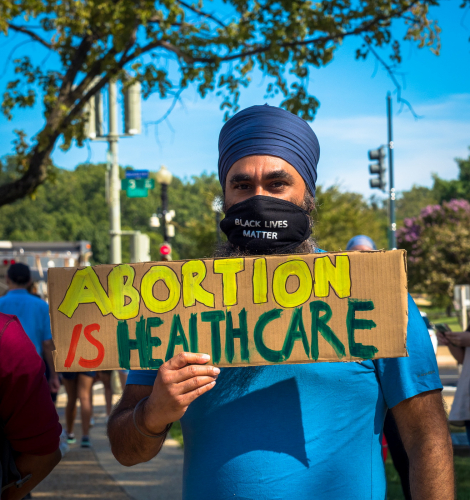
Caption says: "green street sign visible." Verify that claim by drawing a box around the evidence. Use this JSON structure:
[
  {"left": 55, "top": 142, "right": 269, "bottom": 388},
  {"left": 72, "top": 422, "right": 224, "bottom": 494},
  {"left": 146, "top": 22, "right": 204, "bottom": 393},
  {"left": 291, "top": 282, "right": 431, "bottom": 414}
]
[
  {"left": 121, "top": 178, "right": 155, "bottom": 190},
  {"left": 126, "top": 187, "right": 148, "bottom": 198}
]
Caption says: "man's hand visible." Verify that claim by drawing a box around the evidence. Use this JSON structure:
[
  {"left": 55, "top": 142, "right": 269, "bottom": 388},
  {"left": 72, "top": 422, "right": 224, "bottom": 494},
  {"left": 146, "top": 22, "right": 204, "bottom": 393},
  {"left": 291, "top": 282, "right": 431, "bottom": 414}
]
[
  {"left": 140, "top": 352, "right": 219, "bottom": 434},
  {"left": 444, "top": 331, "right": 470, "bottom": 347},
  {"left": 108, "top": 352, "right": 219, "bottom": 466}
]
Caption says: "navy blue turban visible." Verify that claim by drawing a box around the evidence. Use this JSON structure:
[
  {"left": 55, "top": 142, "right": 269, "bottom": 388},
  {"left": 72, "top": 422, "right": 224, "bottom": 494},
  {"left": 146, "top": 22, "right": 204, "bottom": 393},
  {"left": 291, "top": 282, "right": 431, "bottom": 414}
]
[{"left": 218, "top": 105, "right": 320, "bottom": 195}]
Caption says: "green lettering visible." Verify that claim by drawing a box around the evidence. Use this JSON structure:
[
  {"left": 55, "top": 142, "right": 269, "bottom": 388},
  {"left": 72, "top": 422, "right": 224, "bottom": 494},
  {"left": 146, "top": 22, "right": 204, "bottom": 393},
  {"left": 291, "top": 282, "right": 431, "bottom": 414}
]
[
  {"left": 165, "top": 314, "right": 190, "bottom": 361},
  {"left": 254, "top": 309, "right": 285, "bottom": 363},
  {"left": 201, "top": 310, "right": 225, "bottom": 364},
  {"left": 309, "top": 301, "right": 346, "bottom": 361},
  {"left": 225, "top": 309, "right": 249, "bottom": 364},
  {"left": 282, "top": 307, "right": 309, "bottom": 360},
  {"left": 116, "top": 320, "right": 137, "bottom": 370},
  {"left": 189, "top": 313, "right": 198, "bottom": 353},
  {"left": 347, "top": 299, "right": 378, "bottom": 360}
]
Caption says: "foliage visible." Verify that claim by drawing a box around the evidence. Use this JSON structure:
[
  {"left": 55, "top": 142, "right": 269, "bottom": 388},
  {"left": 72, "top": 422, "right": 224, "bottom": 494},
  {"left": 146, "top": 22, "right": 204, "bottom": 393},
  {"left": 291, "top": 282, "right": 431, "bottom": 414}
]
[
  {"left": 395, "top": 185, "right": 439, "bottom": 226},
  {"left": 314, "top": 185, "right": 388, "bottom": 251},
  {"left": 397, "top": 199, "right": 470, "bottom": 307},
  {"left": 0, "top": 0, "right": 443, "bottom": 205},
  {"left": 432, "top": 149, "right": 470, "bottom": 203},
  {"left": 0, "top": 158, "right": 222, "bottom": 263}
]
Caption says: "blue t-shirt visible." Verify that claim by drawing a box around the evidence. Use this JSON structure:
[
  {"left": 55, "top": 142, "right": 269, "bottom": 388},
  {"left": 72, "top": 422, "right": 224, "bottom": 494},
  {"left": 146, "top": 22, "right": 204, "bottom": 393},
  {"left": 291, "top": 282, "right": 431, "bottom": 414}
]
[
  {"left": 0, "top": 289, "right": 52, "bottom": 356},
  {"left": 128, "top": 294, "right": 441, "bottom": 500}
]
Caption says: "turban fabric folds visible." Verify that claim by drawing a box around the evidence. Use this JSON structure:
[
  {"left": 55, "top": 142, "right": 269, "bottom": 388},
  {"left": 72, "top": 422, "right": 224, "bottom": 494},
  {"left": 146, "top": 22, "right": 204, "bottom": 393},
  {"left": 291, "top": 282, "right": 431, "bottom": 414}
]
[{"left": 218, "top": 105, "right": 320, "bottom": 196}]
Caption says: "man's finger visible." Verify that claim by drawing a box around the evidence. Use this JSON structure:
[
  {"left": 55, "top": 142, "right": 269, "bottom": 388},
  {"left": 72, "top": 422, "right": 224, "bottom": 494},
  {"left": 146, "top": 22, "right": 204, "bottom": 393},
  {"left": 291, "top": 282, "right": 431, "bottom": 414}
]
[
  {"left": 178, "top": 380, "right": 216, "bottom": 405},
  {"left": 178, "top": 376, "right": 218, "bottom": 394},
  {"left": 171, "top": 364, "right": 220, "bottom": 383},
  {"left": 165, "top": 352, "right": 211, "bottom": 371}
]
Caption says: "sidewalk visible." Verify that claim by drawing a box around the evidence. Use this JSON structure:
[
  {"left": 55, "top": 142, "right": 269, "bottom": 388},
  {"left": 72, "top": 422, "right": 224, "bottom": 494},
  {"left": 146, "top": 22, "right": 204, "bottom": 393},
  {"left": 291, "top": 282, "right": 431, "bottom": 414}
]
[{"left": 33, "top": 382, "right": 183, "bottom": 500}]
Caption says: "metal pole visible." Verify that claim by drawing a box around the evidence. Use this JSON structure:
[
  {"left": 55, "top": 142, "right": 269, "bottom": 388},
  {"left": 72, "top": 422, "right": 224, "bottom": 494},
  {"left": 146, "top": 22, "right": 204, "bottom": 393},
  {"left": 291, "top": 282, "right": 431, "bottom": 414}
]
[
  {"left": 108, "top": 80, "right": 122, "bottom": 264},
  {"left": 461, "top": 285, "right": 468, "bottom": 332},
  {"left": 161, "top": 183, "right": 168, "bottom": 242},
  {"left": 387, "top": 92, "right": 396, "bottom": 250}
]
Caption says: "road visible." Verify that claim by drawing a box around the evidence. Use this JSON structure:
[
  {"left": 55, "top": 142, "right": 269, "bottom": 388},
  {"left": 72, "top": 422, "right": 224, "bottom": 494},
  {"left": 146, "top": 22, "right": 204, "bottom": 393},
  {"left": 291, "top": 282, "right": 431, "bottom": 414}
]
[{"left": 33, "top": 382, "right": 184, "bottom": 500}]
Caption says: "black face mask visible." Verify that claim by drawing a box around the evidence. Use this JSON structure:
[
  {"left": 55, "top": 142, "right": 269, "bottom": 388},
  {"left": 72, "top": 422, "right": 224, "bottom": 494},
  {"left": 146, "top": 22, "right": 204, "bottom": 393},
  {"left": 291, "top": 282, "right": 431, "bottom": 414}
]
[{"left": 220, "top": 195, "right": 311, "bottom": 255}]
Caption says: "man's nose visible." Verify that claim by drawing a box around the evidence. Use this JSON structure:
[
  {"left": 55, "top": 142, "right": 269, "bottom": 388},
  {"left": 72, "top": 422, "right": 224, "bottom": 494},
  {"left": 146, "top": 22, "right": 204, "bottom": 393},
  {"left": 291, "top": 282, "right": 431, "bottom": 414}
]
[{"left": 253, "top": 185, "right": 269, "bottom": 197}]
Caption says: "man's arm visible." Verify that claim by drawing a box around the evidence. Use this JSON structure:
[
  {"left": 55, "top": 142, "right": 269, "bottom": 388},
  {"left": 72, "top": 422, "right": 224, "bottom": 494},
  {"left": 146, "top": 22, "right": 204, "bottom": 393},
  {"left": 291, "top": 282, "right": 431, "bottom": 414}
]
[
  {"left": 392, "top": 389, "right": 454, "bottom": 500},
  {"left": 108, "top": 352, "right": 219, "bottom": 466},
  {"left": 2, "top": 449, "right": 62, "bottom": 500},
  {"left": 42, "top": 339, "right": 60, "bottom": 393}
]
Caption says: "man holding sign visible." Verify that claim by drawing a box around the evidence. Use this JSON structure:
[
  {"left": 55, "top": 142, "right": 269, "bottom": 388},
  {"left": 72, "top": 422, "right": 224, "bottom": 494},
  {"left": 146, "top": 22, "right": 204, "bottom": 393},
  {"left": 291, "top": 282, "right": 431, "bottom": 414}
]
[{"left": 108, "top": 105, "right": 453, "bottom": 499}]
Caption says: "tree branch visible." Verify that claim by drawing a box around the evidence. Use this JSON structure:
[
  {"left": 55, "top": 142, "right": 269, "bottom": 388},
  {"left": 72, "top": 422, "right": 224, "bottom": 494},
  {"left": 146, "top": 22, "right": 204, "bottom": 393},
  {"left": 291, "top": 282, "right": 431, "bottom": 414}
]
[
  {"left": 176, "top": 0, "right": 227, "bottom": 28},
  {"left": 363, "top": 38, "right": 422, "bottom": 119},
  {"left": 191, "top": 0, "right": 420, "bottom": 63},
  {"left": 7, "top": 23, "right": 53, "bottom": 50}
]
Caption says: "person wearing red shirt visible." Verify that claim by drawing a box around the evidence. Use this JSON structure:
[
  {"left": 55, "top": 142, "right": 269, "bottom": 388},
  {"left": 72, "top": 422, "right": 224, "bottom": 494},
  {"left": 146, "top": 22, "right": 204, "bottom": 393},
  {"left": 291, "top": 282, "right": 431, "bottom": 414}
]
[{"left": 0, "top": 313, "right": 62, "bottom": 499}]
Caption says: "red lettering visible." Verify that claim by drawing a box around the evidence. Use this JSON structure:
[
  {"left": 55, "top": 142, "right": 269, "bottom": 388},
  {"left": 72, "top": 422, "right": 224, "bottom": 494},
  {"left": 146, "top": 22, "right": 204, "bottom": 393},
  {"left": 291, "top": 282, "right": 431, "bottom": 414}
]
[
  {"left": 64, "top": 324, "right": 83, "bottom": 368},
  {"left": 79, "top": 323, "right": 105, "bottom": 369}
]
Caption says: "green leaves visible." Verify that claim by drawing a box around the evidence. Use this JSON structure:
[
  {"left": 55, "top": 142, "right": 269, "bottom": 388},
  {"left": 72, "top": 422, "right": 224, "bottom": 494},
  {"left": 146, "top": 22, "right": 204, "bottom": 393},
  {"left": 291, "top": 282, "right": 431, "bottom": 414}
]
[{"left": 0, "top": 0, "right": 450, "bottom": 207}]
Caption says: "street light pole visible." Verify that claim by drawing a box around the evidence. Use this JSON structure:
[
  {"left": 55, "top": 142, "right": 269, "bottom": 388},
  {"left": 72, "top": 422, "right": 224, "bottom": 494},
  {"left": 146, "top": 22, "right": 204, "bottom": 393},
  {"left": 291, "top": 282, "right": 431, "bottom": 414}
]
[
  {"left": 387, "top": 92, "right": 396, "bottom": 250},
  {"left": 156, "top": 165, "right": 173, "bottom": 243},
  {"left": 108, "top": 80, "right": 122, "bottom": 264},
  {"left": 161, "top": 182, "right": 169, "bottom": 241}
]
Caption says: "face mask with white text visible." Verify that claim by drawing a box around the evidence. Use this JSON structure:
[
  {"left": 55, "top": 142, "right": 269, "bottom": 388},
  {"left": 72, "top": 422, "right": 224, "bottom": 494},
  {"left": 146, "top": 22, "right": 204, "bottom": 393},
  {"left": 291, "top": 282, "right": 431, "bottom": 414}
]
[{"left": 220, "top": 195, "right": 311, "bottom": 255}]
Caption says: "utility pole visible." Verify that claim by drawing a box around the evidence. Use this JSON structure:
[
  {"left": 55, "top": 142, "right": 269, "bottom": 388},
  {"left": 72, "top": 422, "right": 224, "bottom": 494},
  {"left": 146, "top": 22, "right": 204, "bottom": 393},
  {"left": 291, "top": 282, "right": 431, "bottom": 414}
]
[
  {"left": 87, "top": 80, "right": 142, "bottom": 264},
  {"left": 108, "top": 81, "right": 121, "bottom": 264},
  {"left": 387, "top": 92, "right": 396, "bottom": 250}
]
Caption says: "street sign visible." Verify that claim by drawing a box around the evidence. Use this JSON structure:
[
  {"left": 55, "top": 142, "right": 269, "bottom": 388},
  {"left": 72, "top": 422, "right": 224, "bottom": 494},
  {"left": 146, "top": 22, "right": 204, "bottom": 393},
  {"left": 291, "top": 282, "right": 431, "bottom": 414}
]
[
  {"left": 121, "top": 179, "right": 155, "bottom": 190},
  {"left": 125, "top": 170, "right": 149, "bottom": 179},
  {"left": 126, "top": 187, "right": 148, "bottom": 198}
]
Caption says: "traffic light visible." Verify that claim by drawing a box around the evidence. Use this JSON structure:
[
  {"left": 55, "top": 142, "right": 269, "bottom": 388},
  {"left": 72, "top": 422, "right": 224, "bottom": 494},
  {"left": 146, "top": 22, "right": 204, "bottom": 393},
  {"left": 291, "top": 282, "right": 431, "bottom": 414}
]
[
  {"left": 159, "top": 242, "right": 172, "bottom": 261},
  {"left": 368, "top": 146, "right": 386, "bottom": 191}
]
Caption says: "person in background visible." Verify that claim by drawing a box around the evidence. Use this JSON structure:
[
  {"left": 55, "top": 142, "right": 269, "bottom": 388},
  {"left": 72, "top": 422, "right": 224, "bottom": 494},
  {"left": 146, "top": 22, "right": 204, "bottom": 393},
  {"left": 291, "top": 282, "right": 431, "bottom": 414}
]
[
  {"left": 97, "top": 371, "right": 113, "bottom": 420},
  {"left": 0, "top": 264, "right": 60, "bottom": 396},
  {"left": 0, "top": 312, "right": 62, "bottom": 499},
  {"left": 438, "top": 326, "right": 470, "bottom": 445},
  {"left": 61, "top": 372, "right": 95, "bottom": 448},
  {"left": 346, "top": 234, "right": 414, "bottom": 500}
]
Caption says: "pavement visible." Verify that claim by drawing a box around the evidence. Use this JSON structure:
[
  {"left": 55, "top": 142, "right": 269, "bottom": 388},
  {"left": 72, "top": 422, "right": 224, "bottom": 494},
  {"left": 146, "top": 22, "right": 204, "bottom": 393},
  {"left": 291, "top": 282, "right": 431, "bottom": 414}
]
[{"left": 33, "top": 382, "right": 184, "bottom": 500}]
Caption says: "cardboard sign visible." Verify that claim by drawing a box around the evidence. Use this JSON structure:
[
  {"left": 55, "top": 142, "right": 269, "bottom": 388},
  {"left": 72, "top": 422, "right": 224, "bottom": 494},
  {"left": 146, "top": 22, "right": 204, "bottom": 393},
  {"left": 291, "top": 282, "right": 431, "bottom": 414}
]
[{"left": 48, "top": 250, "right": 408, "bottom": 372}]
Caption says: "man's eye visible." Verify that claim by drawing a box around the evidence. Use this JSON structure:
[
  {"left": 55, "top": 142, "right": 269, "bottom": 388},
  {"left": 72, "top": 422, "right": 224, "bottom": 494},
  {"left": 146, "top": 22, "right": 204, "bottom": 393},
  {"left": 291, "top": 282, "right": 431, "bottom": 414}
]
[
  {"left": 235, "top": 183, "right": 250, "bottom": 190},
  {"left": 271, "top": 181, "right": 287, "bottom": 188}
]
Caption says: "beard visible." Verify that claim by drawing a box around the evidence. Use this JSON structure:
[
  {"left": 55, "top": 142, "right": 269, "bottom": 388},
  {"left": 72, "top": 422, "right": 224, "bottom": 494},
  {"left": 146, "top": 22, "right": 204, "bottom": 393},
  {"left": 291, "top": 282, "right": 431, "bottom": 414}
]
[{"left": 212, "top": 191, "right": 316, "bottom": 392}]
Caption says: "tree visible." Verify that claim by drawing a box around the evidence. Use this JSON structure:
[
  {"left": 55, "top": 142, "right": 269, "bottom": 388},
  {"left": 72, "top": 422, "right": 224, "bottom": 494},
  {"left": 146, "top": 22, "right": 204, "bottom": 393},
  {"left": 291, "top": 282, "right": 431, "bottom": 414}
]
[
  {"left": 432, "top": 149, "right": 470, "bottom": 203},
  {"left": 395, "top": 185, "right": 439, "bottom": 226},
  {"left": 0, "top": 158, "right": 223, "bottom": 262},
  {"left": 397, "top": 199, "right": 470, "bottom": 307},
  {"left": 314, "top": 185, "right": 388, "bottom": 251},
  {"left": 0, "top": 0, "right": 443, "bottom": 206}
]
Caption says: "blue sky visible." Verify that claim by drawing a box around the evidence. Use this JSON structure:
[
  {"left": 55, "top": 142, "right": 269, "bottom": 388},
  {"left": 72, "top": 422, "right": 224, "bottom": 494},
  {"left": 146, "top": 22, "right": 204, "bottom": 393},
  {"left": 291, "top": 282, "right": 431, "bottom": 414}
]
[{"left": 0, "top": 1, "right": 469, "bottom": 200}]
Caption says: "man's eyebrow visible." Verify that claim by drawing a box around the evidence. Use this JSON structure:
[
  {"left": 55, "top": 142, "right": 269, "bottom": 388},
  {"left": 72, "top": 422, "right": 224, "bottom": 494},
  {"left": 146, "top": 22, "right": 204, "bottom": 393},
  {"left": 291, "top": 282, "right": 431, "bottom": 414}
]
[
  {"left": 229, "top": 173, "right": 252, "bottom": 184},
  {"left": 263, "top": 170, "right": 294, "bottom": 181}
]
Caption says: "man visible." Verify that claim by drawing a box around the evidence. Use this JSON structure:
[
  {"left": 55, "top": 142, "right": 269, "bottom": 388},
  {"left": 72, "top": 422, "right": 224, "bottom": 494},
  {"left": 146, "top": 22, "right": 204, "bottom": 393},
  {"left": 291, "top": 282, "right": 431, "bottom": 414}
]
[
  {"left": 0, "top": 263, "right": 60, "bottom": 394},
  {"left": 0, "top": 312, "right": 62, "bottom": 499},
  {"left": 108, "top": 105, "right": 454, "bottom": 499}
]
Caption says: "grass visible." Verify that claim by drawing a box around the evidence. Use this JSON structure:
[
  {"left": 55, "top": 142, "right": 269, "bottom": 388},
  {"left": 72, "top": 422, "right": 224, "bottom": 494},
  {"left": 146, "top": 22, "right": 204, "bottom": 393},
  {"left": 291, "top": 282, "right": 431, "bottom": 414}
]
[
  {"left": 170, "top": 420, "right": 184, "bottom": 447},
  {"left": 386, "top": 451, "right": 470, "bottom": 499},
  {"left": 419, "top": 306, "right": 463, "bottom": 332}
]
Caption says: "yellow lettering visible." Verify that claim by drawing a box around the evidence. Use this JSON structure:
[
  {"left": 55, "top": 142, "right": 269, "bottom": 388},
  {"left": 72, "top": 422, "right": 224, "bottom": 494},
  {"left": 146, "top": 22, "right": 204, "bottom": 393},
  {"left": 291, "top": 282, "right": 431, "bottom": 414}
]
[
  {"left": 314, "top": 255, "right": 351, "bottom": 298},
  {"left": 182, "top": 260, "right": 214, "bottom": 308},
  {"left": 253, "top": 258, "right": 267, "bottom": 304},
  {"left": 108, "top": 264, "right": 140, "bottom": 320},
  {"left": 213, "top": 258, "right": 244, "bottom": 307},
  {"left": 273, "top": 260, "right": 312, "bottom": 308},
  {"left": 58, "top": 267, "right": 112, "bottom": 318},
  {"left": 141, "top": 266, "right": 181, "bottom": 314}
]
